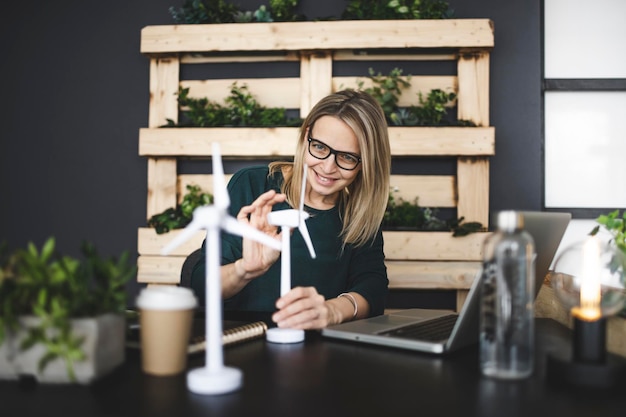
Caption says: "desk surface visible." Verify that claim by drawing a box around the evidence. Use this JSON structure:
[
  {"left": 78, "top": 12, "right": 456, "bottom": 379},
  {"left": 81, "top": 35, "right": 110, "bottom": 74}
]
[{"left": 1, "top": 318, "right": 625, "bottom": 417}]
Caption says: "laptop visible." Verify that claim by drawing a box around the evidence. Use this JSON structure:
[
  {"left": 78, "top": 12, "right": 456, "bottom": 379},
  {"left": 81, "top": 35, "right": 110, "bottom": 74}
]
[{"left": 321, "top": 211, "right": 571, "bottom": 354}]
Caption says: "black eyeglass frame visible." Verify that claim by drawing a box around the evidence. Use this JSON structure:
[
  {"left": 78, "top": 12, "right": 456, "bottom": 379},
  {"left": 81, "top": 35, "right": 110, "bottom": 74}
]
[{"left": 307, "top": 136, "right": 362, "bottom": 171}]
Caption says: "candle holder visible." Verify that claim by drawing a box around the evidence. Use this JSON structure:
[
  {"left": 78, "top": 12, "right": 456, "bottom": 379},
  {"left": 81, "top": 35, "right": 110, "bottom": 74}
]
[{"left": 546, "top": 237, "right": 626, "bottom": 388}]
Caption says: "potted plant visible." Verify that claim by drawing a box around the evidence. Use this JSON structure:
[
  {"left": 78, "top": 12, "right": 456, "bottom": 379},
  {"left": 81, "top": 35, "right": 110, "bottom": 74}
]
[{"left": 0, "top": 238, "right": 136, "bottom": 384}]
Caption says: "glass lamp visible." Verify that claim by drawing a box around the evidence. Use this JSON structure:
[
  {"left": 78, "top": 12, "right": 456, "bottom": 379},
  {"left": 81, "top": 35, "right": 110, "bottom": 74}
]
[{"left": 547, "top": 236, "right": 626, "bottom": 388}]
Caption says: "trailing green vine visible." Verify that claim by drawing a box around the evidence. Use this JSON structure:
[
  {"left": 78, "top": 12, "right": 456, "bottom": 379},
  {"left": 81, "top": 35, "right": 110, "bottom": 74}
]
[
  {"left": 148, "top": 185, "right": 213, "bottom": 234},
  {"left": 358, "top": 67, "right": 475, "bottom": 127},
  {"left": 383, "top": 193, "right": 483, "bottom": 236},
  {"left": 169, "top": 0, "right": 303, "bottom": 24},
  {"left": 168, "top": 0, "right": 453, "bottom": 24},
  {"left": 343, "top": 0, "right": 453, "bottom": 20},
  {"left": 164, "top": 83, "right": 302, "bottom": 128}
]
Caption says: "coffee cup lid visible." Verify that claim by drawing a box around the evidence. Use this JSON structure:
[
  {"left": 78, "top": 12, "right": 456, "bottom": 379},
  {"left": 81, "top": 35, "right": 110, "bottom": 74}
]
[{"left": 136, "top": 286, "right": 198, "bottom": 310}]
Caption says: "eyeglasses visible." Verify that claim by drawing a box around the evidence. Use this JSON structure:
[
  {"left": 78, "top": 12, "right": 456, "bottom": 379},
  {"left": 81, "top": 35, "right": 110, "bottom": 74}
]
[{"left": 307, "top": 136, "right": 362, "bottom": 171}]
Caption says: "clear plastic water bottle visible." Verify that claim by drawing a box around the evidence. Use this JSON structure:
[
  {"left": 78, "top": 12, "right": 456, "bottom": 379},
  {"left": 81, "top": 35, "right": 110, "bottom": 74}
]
[{"left": 480, "top": 210, "right": 536, "bottom": 379}]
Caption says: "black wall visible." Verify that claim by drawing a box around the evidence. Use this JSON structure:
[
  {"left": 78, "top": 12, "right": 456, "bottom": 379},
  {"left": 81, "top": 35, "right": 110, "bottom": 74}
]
[{"left": 0, "top": 0, "right": 542, "bottom": 302}]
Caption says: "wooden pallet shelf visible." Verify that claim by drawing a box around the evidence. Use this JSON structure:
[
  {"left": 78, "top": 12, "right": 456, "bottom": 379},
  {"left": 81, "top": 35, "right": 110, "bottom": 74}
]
[{"left": 138, "top": 19, "right": 495, "bottom": 310}]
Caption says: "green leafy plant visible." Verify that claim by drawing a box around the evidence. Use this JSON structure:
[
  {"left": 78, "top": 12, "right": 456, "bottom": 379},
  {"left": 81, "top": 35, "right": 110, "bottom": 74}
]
[
  {"left": 591, "top": 210, "right": 626, "bottom": 258},
  {"left": 383, "top": 193, "right": 483, "bottom": 236},
  {"left": 357, "top": 68, "right": 475, "bottom": 127},
  {"left": 164, "top": 83, "right": 302, "bottom": 128},
  {"left": 148, "top": 185, "right": 213, "bottom": 234},
  {"left": 169, "top": 0, "right": 240, "bottom": 24},
  {"left": 343, "top": 0, "right": 453, "bottom": 20},
  {"left": 590, "top": 210, "right": 626, "bottom": 315},
  {"left": 169, "top": 0, "right": 302, "bottom": 24},
  {"left": 357, "top": 68, "right": 411, "bottom": 120},
  {"left": 0, "top": 238, "right": 136, "bottom": 381}
]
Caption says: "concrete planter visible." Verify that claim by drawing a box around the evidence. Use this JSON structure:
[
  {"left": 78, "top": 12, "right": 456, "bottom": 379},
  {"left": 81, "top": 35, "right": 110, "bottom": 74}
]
[{"left": 0, "top": 313, "right": 125, "bottom": 384}]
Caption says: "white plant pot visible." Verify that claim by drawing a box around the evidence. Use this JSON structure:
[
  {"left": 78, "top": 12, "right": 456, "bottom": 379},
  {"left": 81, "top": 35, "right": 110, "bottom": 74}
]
[{"left": 0, "top": 313, "right": 125, "bottom": 384}]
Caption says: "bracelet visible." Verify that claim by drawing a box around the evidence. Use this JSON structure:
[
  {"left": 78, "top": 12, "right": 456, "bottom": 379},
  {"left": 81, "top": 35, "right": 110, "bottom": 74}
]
[{"left": 338, "top": 292, "right": 358, "bottom": 320}]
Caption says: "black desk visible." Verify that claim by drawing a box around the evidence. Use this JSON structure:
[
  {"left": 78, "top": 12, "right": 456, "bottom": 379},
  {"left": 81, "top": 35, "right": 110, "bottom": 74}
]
[{"left": 1, "top": 318, "right": 625, "bottom": 417}]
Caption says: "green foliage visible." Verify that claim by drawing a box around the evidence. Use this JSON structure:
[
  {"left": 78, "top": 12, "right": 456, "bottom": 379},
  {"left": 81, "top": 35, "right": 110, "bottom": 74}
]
[
  {"left": 408, "top": 89, "right": 460, "bottom": 126},
  {"left": 343, "top": 0, "right": 453, "bottom": 20},
  {"left": 591, "top": 210, "right": 626, "bottom": 259},
  {"left": 357, "top": 68, "right": 475, "bottom": 127},
  {"left": 269, "top": 0, "right": 301, "bottom": 21},
  {"left": 383, "top": 193, "right": 483, "bottom": 235},
  {"left": 357, "top": 68, "right": 411, "bottom": 119},
  {"left": 165, "top": 83, "right": 302, "bottom": 128},
  {"left": 591, "top": 210, "right": 626, "bottom": 315},
  {"left": 0, "top": 238, "right": 136, "bottom": 381},
  {"left": 169, "top": 0, "right": 239, "bottom": 24},
  {"left": 169, "top": 0, "right": 302, "bottom": 24},
  {"left": 148, "top": 185, "right": 213, "bottom": 234}
]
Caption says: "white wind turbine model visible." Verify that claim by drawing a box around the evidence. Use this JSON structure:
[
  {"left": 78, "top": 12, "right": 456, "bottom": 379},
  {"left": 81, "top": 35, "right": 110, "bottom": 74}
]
[
  {"left": 265, "top": 164, "right": 317, "bottom": 344},
  {"left": 161, "top": 142, "right": 282, "bottom": 395}
]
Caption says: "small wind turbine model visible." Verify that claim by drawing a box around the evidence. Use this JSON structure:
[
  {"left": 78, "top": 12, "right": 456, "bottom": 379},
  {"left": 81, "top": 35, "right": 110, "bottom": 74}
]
[
  {"left": 265, "top": 164, "right": 317, "bottom": 344},
  {"left": 161, "top": 142, "right": 282, "bottom": 395}
]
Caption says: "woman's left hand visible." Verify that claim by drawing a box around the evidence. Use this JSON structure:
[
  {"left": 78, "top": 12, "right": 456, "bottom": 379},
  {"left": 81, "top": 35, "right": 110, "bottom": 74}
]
[{"left": 272, "top": 287, "right": 338, "bottom": 330}]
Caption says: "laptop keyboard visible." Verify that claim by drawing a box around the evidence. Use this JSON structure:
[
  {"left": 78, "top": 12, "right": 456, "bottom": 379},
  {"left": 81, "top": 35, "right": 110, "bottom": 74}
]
[{"left": 378, "top": 314, "right": 458, "bottom": 342}]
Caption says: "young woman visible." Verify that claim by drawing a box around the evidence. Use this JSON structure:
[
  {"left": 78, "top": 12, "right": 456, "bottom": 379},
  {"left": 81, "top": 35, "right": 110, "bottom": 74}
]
[{"left": 190, "top": 89, "right": 391, "bottom": 329}]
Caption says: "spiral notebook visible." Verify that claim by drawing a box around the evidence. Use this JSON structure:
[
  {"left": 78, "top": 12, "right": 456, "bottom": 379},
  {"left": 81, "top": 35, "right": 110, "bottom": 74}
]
[
  {"left": 321, "top": 211, "right": 571, "bottom": 354},
  {"left": 126, "top": 317, "right": 268, "bottom": 354}
]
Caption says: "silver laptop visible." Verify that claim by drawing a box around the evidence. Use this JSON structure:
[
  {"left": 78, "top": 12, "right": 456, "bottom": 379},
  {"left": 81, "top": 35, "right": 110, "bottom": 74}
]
[{"left": 321, "top": 211, "right": 571, "bottom": 354}]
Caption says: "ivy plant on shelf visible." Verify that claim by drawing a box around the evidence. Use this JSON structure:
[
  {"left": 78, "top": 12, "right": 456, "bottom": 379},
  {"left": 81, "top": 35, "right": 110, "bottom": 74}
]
[
  {"left": 167, "top": 0, "right": 453, "bottom": 24},
  {"left": 149, "top": 185, "right": 483, "bottom": 237},
  {"left": 163, "top": 83, "right": 303, "bottom": 128},
  {"left": 0, "top": 238, "right": 136, "bottom": 383},
  {"left": 356, "top": 67, "right": 476, "bottom": 127},
  {"left": 148, "top": 185, "right": 213, "bottom": 234},
  {"left": 383, "top": 193, "right": 484, "bottom": 236}
]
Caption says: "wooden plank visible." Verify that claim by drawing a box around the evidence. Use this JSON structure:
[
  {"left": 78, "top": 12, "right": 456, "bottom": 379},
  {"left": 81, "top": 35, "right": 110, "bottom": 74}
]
[
  {"left": 146, "top": 158, "right": 177, "bottom": 218},
  {"left": 139, "top": 126, "right": 495, "bottom": 157},
  {"left": 180, "top": 51, "right": 300, "bottom": 64},
  {"left": 383, "top": 231, "right": 489, "bottom": 261},
  {"left": 389, "top": 127, "right": 494, "bottom": 155},
  {"left": 333, "top": 50, "right": 456, "bottom": 61},
  {"left": 175, "top": 173, "right": 455, "bottom": 206},
  {"left": 178, "top": 76, "right": 457, "bottom": 113},
  {"left": 456, "top": 157, "right": 490, "bottom": 225},
  {"left": 333, "top": 76, "right": 458, "bottom": 107},
  {"left": 388, "top": 175, "right": 455, "bottom": 207},
  {"left": 141, "top": 20, "right": 494, "bottom": 54},
  {"left": 180, "top": 78, "right": 301, "bottom": 109},
  {"left": 149, "top": 57, "right": 180, "bottom": 127},
  {"left": 386, "top": 260, "right": 480, "bottom": 289},
  {"left": 137, "top": 255, "right": 185, "bottom": 284},
  {"left": 457, "top": 52, "right": 490, "bottom": 126},
  {"left": 139, "top": 127, "right": 299, "bottom": 157},
  {"left": 138, "top": 227, "right": 205, "bottom": 256},
  {"left": 309, "top": 52, "right": 334, "bottom": 108}
]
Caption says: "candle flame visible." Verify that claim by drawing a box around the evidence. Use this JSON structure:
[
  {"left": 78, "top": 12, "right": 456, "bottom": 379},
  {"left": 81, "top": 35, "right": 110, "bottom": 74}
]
[{"left": 572, "top": 236, "right": 602, "bottom": 321}]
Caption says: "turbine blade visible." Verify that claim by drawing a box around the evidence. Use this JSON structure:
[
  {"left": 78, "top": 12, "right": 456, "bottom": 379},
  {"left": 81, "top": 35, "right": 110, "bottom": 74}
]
[
  {"left": 222, "top": 216, "right": 282, "bottom": 251},
  {"left": 298, "top": 222, "right": 316, "bottom": 259},
  {"left": 299, "top": 163, "right": 308, "bottom": 212},
  {"left": 212, "top": 142, "right": 230, "bottom": 210},
  {"left": 161, "top": 221, "right": 205, "bottom": 255}
]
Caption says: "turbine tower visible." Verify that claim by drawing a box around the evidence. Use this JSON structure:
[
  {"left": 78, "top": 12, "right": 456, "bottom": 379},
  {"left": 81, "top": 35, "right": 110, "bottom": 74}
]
[
  {"left": 265, "top": 164, "right": 317, "bottom": 344},
  {"left": 162, "top": 142, "right": 282, "bottom": 395}
]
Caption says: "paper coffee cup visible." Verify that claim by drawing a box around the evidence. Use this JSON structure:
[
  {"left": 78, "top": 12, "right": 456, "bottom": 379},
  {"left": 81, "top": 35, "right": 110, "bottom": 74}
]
[{"left": 136, "top": 286, "right": 197, "bottom": 376}]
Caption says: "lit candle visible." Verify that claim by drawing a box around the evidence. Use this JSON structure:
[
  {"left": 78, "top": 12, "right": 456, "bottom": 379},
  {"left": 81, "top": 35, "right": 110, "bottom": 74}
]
[{"left": 572, "top": 236, "right": 602, "bottom": 321}]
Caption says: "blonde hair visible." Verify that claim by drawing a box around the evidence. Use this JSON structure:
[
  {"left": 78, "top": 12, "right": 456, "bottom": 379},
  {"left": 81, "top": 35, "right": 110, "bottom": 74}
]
[{"left": 269, "top": 89, "right": 391, "bottom": 248}]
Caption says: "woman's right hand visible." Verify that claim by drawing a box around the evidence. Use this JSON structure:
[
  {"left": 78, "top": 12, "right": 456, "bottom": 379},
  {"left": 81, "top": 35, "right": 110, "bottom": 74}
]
[{"left": 235, "top": 189, "right": 286, "bottom": 281}]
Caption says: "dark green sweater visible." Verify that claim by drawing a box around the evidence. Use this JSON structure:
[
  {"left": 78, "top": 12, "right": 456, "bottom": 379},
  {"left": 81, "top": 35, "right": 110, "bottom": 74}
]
[{"left": 190, "top": 166, "right": 388, "bottom": 316}]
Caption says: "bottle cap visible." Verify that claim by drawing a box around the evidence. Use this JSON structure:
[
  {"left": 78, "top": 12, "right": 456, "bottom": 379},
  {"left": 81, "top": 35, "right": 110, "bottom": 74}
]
[{"left": 497, "top": 210, "right": 524, "bottom": 232}]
